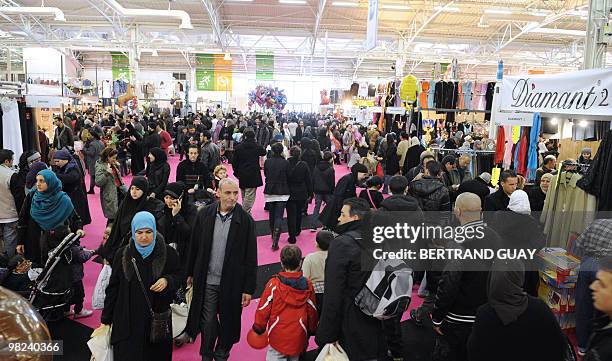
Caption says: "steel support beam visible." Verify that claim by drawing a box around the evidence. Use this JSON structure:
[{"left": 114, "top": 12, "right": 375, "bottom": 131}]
[
  {"left": 583, "top": 0, "right": 610, "bottom": 69},
  {"left": 311, "top": 0, "right": 328, "bottom": 54},
  {"left": 201, "top": 0, "right": 227, "bottom": 51}
]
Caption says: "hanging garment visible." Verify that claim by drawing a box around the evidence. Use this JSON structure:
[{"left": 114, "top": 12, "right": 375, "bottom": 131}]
[
  {"left": 1, "top": 99, "right": 23, "bottom": 161},
  {"left": 485, "top": 82, "right": 496, "bottom": 121},
  {"left": 503, "top": 125, "right": 513, "bottom": 169},
  {"left": 350, "top": 82, "right": 359, "bottom": 97},
  {"left": 428, "top": 80, "right": 436, "bottom": 109},
  {"left": 463, "top": 81, "right": 473, "bottom": 110},
  {"left": 472, "top": 82, "right": 487, "bottom": 110},
  {"left": 541, "top": 172, "right": 597, "bottom": 248},
  {"left": 578, "top": 130, "right": 612, "bottom": 211},
  {"left": 517, "top": 127, "right": 529, "bottom": 176},
  {"left": 358, "top": 82, "right": 369, "bottom": 98},
  {"left": 368, "top": 84, "right": 376, "bottom": 97},
  {"left": 420, "top": 81, "right": 430, "bottom": 109},
  {"left": 395, "top": 79, "right": 402, "bottom": 107},
  {"left": 527, "top": 113, "right": 541, "bottom": 181},
  {"left": 399, "top": 75, "right": 418, "bottom": 105},
  {"left": 457, "top": 82, "right": 465, "bottom": 109},
  {"left": 434, "top": 81, "right": 445, "bottom": 111}
]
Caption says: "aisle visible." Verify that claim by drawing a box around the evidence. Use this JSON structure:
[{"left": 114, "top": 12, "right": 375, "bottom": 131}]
[{"left": 60, "top": 155, "right": 427, "bottom": 361}]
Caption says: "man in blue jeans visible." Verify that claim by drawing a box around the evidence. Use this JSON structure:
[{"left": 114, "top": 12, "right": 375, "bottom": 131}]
[{"left": 0, "top": 149, "right": 21, "bottom": 258}]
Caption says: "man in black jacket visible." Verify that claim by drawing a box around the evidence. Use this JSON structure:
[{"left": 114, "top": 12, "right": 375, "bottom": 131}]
[
  {"left": 200, "top": 130, "right": 221, "bottom": 175},
  {"left": 484, "top": 170, "right": 517, "bottom": 212},
  {"left": 176, "top": 145, "right": 210, "bottom": 202},
  {"left": 405, "top": 151, "right": 435, "bottom": 182},
  {"left": 311, "top": 151, "right": 335, "bottom": 230},
  {"left": 316, "top": 198, "right": 387, "bottom": 361},
  {"left": 380, "top": 175, "right": 421, "bottom": 212},
  {"left": 254, "top": 118, "right": 271, "bottom": 148},
  {"left": 431, "top": 192, "right": 501, "bottom": 361},
  {"left": 231, "top": 128, "right": 266, "bottom": 214},
  {"left": 177, "top": 178, "right": 257, "bottom": 361},
  {"left": 143, "top": 122, "right": 161, "bottom": 163},
  {"left": 583, "top": 256, "right": 612, "bottom": 361},
  {"left": 457, "top": 172, "right": 492, "bottom": 208}
]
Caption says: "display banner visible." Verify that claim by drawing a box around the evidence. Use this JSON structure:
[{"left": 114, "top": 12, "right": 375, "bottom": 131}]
[
  {"left": 111, "top": 52, "right": 131, "bottom": 82},
  {"left": 500, "top": 68, "right": 612, "bottom": 116},
  {"left": 366, "top": 0, "right": 378, "bottom": 51},
  {"left": 494, "top": 112, "right": 534, "bottom": 126},
  {"left": 196, "top": 54, "right": 215, "bottom": 91},
  {"left": 256, "top": 54, "right": 274, "bottom": 81},
  {"left": 213, "top": 55, "right": 232, "bottom": 93}
]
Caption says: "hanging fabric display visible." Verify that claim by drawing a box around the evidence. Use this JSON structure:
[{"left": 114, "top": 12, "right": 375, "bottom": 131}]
[
  {"left": 1, "top": 99, "right": 23, "bottom": 160},
  {"left": 578, "top": 129, "right": 612, "bottom": 211},
  {"left": 495, "top": 126, "right": 505, "bottom": 165},
  {"left": 527, "top": 113, "right": 541, "bottom": 181}
]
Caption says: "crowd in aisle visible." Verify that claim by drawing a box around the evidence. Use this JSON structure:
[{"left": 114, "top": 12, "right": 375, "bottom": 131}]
[{"left": 0, "top": 104, "right": 611, "bottom": 361}]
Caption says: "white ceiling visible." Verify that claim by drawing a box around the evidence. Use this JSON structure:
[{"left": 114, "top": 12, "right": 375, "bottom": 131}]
[{"left": 0, "top": 0, "right": 596, "bottom": 79}]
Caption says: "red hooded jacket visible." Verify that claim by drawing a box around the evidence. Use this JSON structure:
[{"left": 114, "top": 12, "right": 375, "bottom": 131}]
[{"left": 253, "top": 271, "right": 318, "bottom": 356}]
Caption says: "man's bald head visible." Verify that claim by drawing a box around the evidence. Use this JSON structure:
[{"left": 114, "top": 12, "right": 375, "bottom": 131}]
[{"left": 454, "top": 192, "right": 482, "bottom": 225}]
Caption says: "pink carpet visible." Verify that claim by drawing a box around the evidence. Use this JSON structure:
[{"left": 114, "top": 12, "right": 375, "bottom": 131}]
[{"left": 76, "top": 155, "right": 417, "bottom": 360}]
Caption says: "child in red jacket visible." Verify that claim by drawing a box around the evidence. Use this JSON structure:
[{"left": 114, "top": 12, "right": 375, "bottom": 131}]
[{"left": 253, "top": 245, "right": 318, "bottom": 361}]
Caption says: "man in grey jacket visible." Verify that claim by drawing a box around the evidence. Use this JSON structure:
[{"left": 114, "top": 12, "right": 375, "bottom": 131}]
[{"left": 82, "top": 132, "right": 105, "bottom": 194}]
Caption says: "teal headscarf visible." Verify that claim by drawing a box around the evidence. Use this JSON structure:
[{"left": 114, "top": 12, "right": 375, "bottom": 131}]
[
  {"left": 30, "top": 169, "right": 74, "bottom": 231},
  {"left": 131, "top": 211, "right": 157, "bottom": 259}
]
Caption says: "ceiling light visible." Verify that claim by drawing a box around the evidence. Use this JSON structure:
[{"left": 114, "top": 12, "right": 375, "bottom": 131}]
[
  {"left": 550, "top": 118, "right": 558, "bottom": 125},
  {"left": 381, "top": 4, "right": 410, "bottom": 10},
  {"left": 152, "top": 50, "right": 158, "bottom": 56},
  {"left": 434, "top": 6, "right": 460, "bottom": 12},
  {"left": 528, "top": 10, "right": 552, "bottom": 17},
  {"left": 279, "top": 0, "right": 307, "bottom": 4},
  {"left": 531, "top": 28, "right": 586, "bottom": 36},
  {"left": 484, "top": 8, "right": 513, "bottom": 15},
  {"left": 580, "top": 120, "right": 588, "bottom": 127},
  {"left": 224, "top": 52, "right": 232, "bottom": 61},
  {"left": 332, "top": 1, "right": 359, "bottom": 7}
]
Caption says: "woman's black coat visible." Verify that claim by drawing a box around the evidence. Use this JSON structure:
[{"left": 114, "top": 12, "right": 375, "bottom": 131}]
[
  {"left": 56, "top": 165, "right": 91, "bottom": 225},
  {"left": 146, "top": 162, "right": 171, "bottom": 200},
  {"left": 101, "top": 236, "right": 181, "bottom": 361},
  {"left": 128, "top": 134, "right": 146, "bottom": 176},
  {"left": 183, "top": 203, "right": 257, "bottom": 349},
  {"left": 264, "top": 156, "right": 290, "bottom": 195},
  {"left": 231, "top": 139, "right": 266, "bottom": 189},
  {"left": 287, "top": 158, "right": 313, "bottom": 201},
  {"left": 157, "top": 203, "right": 197, "bottom": 270},
  {"left": 318, "top": 172, "right": 357, "bottom": 229},
  {"left": 384, "top": 143, "right": 401, "bottom": 176}
]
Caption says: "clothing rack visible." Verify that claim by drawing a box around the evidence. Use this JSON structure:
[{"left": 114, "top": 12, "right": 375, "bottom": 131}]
[
  {"left": 418, "top": 107, "right": 491, "bottom": 114},
  {"left": 430, "top": 147, "right": 496, "bottom": 177}
]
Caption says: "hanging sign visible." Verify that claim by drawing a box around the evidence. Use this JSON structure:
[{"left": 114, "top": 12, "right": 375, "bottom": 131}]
[
  {"left": 366, "top": 0, "right": 378, "bottom": 51},
  {"left": 369, "top": 106, "right": 383, "bottom": 113},
  {"left": 386, "top": 106, "right": 406, "bottom": 115},
  {"left": 500, "top": 68, "right": 612, "bottom": 116},
  {"left": 494, "top": 112, "right": 534, "bottom": 126},
  {"left": 26, "top": 95, "right": 62, "bottom": 108}
]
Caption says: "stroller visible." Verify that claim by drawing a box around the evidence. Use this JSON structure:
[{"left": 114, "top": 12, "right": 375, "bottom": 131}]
[{"left": 29, "top": 232, "right": 82, "bottom": 322}]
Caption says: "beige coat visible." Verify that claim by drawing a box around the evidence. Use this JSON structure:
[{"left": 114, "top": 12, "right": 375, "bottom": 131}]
[{"left": 540, "top": 172, "right": 597, "bottom": 248}]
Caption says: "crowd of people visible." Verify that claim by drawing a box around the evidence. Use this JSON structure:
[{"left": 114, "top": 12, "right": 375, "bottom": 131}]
[{"left": 0, "top": 104, "right": 610, "bottom": 361}]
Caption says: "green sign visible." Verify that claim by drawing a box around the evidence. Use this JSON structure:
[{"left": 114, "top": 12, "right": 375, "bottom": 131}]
[
  {"left": 196, "top": 54, "right": 215, "bottom": 91},
  {"left": 111, "top": 52, "right": 131, "bottom": 82},
  {"left": 256, "top": 54, "right": 274, "bottom": 81}
]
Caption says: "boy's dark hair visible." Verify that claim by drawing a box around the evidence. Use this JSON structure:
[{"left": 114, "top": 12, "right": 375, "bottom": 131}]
[
  {"left": 441, "top": 155, "right": 456, "bottom": 167},
  {"left": 500, "top": 170, "right": 518, "bottom": 183},
  {"left": 342, "top": 197, "right": 370, "bottom": 219},
  {"left": 426, "top": 161, "right": 443, "bottom": 177},
  {"left": 599, "top": 256, "right": 612, "bottom": 271},
  {"left": 290, "top": 146, "right": 301, "bottom": 159},
  {"left": 389, "top": 175, "right": 409, "bottom": 195},
  {"left": 322, "top": 151, "right": 333, "bottom": 162},
  {"left": 280, "top": 245, "right": 302, "bottom": 271},
  {"left": 244, "top": 128, "right": 255, "bottom": 140},
  {"left": 188, "top": 144, "right": 200, "bottom": 152},
  {"left": 0, "top": 149, "right": 14, "bottom": 164},
  {"left": 271, "top": 142, "right": 284, "bottom": 156},
  {"left": 316, "top": 230, "right": 334, "bottom": 251},
  {"left": 366, "top": 176, "right": 384, "bottom": 188}
]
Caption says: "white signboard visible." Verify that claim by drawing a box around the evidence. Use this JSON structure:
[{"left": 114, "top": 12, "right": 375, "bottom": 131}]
[
  {"left": 500, "top": 68, "right": 612, "bottom": 116},
  {"left": 366, "top": 0, "right": 378, "bottom": 51},
  {"left": 386, "top": 106, "right": 406, "bottom": 115},
  {"left": 494, "top": 112, "right": 534, "bottom": 126},
  {"left": 26, "top": 95, "right": 62, "bottom": 108}
]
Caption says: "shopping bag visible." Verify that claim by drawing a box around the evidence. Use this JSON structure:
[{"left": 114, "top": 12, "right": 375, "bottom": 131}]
[
  {"left": 92, "top": 265, "right": 112, "bottom": 310},
  {"left": 315, "top": 343, "right": 349, "bottom": 361},
  {"left": 171, "top": 303, "right": 189, "bottom": 338},
  {"left": 88, "top": 325, "right": 113, "bottom": 361}
]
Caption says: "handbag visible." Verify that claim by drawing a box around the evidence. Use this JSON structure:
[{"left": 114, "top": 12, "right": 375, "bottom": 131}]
[{"left": 131, "top": 258, "right": 172, "bottom": 343}]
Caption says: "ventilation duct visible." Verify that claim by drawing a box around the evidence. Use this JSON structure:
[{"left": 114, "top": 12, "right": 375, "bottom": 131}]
[
  {"left": 0, "top": 6, "right": 66, "bottom": 21},
  {"left": 105, "top": 0, "right": 193, "bottom": 29}
]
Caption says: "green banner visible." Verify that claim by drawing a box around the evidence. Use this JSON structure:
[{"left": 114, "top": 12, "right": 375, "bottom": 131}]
[
  {"left": 256, "top": 54, "right": 274, "bottom": 81},
  {"left": 196, "top": 54, "right": 215, "bottom": 91},
  {"left": 111, "top": 52, "right": 131, "bottom": 82}
]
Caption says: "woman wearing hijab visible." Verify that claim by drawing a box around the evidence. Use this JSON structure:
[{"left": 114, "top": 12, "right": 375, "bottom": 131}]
[
  {"left": 490, "top": 190, "right": 545, "bottom": 296},
  {"left": 52, "top": 149, "right": 91, "bottom": 225},
  {"left": 286, "top": 146, "right": 313, "bottom": 244},
  {"left": 379, "top": 133, "right": 400, "bottom": 194},
  {"left": 264, "top": 143, "right": 291, "bottom": 251},
  {"left": 527, "top": 172, "right": 552, "bottom": 213},
  {"left": 98, "top": 176, "right": 164, "bottom": 263},
  {"left": 318, "top": 163, "right": 369, "bottom": 230},
  {"left": 95, "top": 147, "right": 126, "bottom": 225},
  {"left": 13, "top": 151, "right": 40, "bottom": 212},
  {"left": 467, "top": 260, "right": 567, "bottom": 361},
  {"left": 16, "top": 169, "right": 84, "bottom": 266},
  {"left": 127, "top": 123, "right": 146, "bottom": 176},
  {"left": 145, "top": 147, "right": 171, "bottom": 200},
  {"left": 403, "top": 136, "right": 425, "bottom": 173},
  {"left": 100, "top": 211, "right": 181, "bottom": 361},
  {"left": 25, "top": 162, "right": 48, "bottom": 190}
]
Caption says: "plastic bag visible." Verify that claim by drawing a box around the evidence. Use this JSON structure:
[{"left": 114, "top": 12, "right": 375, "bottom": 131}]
[
  {"left": 315, "top": 343, "right": 349, "bottom": 361},
  {"left": 88, "top": 325, "right": 113, "bottom": 361},
  {"left": 92, "top": 264, "right": 112, "bottom": 310}
]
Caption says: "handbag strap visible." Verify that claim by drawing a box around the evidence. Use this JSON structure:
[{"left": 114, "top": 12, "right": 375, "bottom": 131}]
[
  {"left": 366, "top": 189, "right": 378, "bottom": 210},
  {"left": 131, "top": 257, "right": 154, "bottom": 317}
]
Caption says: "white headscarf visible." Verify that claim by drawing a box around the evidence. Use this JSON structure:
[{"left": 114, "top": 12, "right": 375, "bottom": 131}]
[
  {"left": 409, "top": 136, "right": 420, "bottom": 148},
  {"left": 508, "top": 190, "right": 531, "bottom": 215}
]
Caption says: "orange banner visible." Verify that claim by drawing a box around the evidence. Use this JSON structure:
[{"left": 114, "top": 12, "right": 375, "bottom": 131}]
[{"left": 213, "top": 54, "right": 232, "bottom": 93}]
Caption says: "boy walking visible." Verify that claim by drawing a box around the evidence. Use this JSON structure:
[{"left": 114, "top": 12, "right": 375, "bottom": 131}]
[{"left": 253, "top": 245, "right": 318, "bottom": 361}]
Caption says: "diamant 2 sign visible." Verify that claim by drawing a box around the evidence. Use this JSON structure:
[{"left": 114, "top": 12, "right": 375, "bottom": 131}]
[{"left": 500, "top": 68, "right": 612, "bottom": 116}]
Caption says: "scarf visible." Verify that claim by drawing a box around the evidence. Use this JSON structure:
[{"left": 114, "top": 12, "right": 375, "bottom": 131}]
[
  {"left": 30, "top": 169, "right": 74, "bottom": 231},
  {"left": 495, "top": 126, "right": 505, "bottom": 165},
  {"left": 54, "top": 149, "right": 79, "bottom": 174},
  {"left": 527, "top": 113, "right": 541, "bottom": 181},
  {"left": 131, "top": 211, "right": 157, "bottom": 259},
  {"left": 488, "top": 260, "right": 528, "bottom": 325},
  {"left": 508, "top": 190, "right": 531, "bottom": 215},
  {"left": 117, "top": 176, "right": 149, "bottom": 238},
  {"left": 26, "top": 162, "right": 49, "bottom": 189}
]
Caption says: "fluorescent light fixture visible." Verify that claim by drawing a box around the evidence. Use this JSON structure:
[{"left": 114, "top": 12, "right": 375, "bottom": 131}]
[
  {"left": 580, "top": 120, "right": 588, "bottom": 127},
  {"left": 550, "top": 118, "right": 558, "bottom": 125},
  {"left": 434, "top": 6, "right": 460, "bottom": 12},
  {"left": 381, "top": 4, "right": 410, "bottom": 10},
  {"left": 529, "top": 10, "right": 552, "bottom": 17},
  {"left": 279, "top": 0, "right": 307, "bottom": 4},
  {"left": 484, "top": 8, "right": 513, "bottom": 15},
  {"left": 224, "top": 52, "right": 232, "bottom": 61},
  {"left": 531, "top": 27, "right": 586, "bottom": 36},
  {"left": 152, "top": 50, "right": 159, "bottom": 57},
  {"left": 332, "top": 1, "right": 359, "bottom": 7}
]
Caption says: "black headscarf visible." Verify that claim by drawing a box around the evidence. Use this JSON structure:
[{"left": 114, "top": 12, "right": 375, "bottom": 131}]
[
  {"left": 488, "top": 260, "right": 529, "bottom": 326},
  {"left": 149, "top": 147, "right": 167, "bottom": 164},
  {"left": 115, "top": 176, "right": 150, "bottom": 239},
  {"left": 351, "top": 163, "right": 368, "bottom": 183}
]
